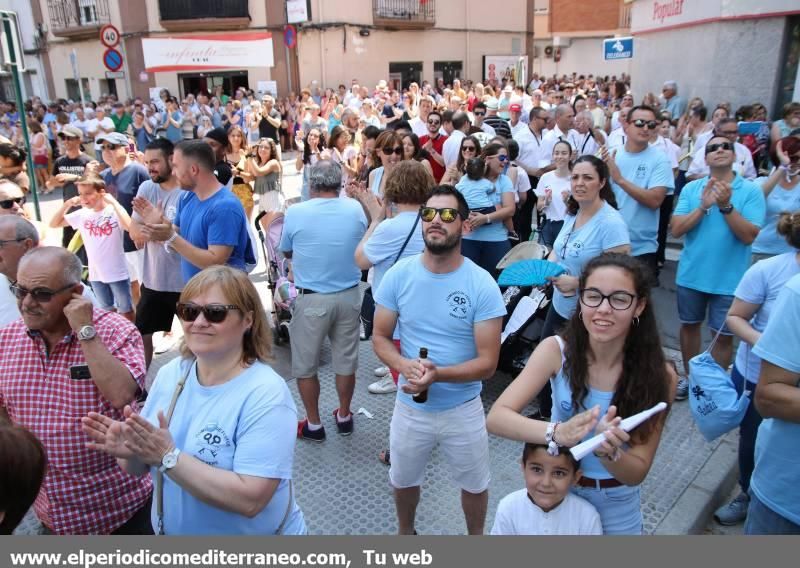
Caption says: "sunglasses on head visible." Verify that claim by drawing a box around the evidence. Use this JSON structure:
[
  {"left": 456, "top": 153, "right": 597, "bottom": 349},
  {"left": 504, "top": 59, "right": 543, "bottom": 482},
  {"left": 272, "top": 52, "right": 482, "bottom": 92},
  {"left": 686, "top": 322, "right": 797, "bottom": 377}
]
[
  {"left": 382, "top": 146, "right": 403, "bottom": 156},
  {"left": 0, "top": 196, "right": 25, "bottom": 209},
  {"left": 631, "top": 119, "right": 658, "bottom": 130},
  {"left": 420, "top": 206, "right": 461, "bottom": 223},
  {"left": 10, "top": 282, "right": 76, "bottom": 303},
  {"left": 705, "top": 141, "right": 734, "bottom": 154},
  {"left": 176, "top": 302, "right": 241, "bottom": 323}
]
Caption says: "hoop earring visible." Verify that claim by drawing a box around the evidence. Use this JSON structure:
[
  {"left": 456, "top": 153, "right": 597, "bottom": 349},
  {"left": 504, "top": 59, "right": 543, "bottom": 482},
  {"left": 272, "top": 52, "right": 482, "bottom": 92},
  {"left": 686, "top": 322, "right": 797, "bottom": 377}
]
[{"left": 633, "top": 316, "right": 640, "bottom": 327}]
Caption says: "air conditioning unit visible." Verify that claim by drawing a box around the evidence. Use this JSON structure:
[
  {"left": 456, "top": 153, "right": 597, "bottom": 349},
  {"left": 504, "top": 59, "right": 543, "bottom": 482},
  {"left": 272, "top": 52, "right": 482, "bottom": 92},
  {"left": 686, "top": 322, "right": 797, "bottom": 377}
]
[{"left": 544, "top": 45, "right": 554, "bottom": 57}]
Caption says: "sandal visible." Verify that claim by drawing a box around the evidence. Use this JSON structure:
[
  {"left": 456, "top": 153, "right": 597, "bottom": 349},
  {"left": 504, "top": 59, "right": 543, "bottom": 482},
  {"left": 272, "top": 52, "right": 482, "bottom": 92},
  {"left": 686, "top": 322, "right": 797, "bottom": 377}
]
[{"left": 378, "top": 449, "right": 390, "bottom": 466}]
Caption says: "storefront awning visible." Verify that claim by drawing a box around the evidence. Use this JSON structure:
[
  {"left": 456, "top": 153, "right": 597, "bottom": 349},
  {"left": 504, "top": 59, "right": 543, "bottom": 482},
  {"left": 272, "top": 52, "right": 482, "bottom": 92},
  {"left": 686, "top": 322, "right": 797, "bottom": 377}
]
[{"left": 142, "top": 32, "right": 274, "bottom": 72}]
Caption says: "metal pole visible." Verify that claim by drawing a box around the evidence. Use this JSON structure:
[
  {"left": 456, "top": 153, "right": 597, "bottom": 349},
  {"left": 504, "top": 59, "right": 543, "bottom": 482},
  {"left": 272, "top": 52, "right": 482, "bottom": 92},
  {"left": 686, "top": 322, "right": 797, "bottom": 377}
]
[
  {"left": 71, "top": 48, "right": 87, "bottom": 105},
  {"left": 1, "top": 12, "right": 41, "bottom": 221}
]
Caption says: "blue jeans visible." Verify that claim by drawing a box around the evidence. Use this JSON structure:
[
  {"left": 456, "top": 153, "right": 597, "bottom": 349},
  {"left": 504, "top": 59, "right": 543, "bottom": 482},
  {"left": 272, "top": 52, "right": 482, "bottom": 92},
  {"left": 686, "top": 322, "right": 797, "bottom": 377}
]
[
  {"left": 573, "top": 484, "right": 643, "bottom": 535},
  {"left": 461, "top": 239, "right": 510, "bottom": 278},
  {"left": 90, "top": 279, "right": 134, "bottom": 313},
  {"left": 745, "top": 492, "right": 800, "bottom": 534},
  {"left": 539, "top": 219, "right": 564, "bottom": 249},
  {"left": 732, "top": 366, "right": 762, "bottom": 494}
]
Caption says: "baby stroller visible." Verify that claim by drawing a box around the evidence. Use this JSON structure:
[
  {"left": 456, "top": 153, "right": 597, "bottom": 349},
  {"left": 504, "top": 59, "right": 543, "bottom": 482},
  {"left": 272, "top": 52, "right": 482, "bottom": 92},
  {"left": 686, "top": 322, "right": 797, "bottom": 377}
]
[
  {"left": 255, "top": 210, "right": 294, "bottom": 345},
  {"left": 496, "top": 241, "right": 554, "bottom": 377}
]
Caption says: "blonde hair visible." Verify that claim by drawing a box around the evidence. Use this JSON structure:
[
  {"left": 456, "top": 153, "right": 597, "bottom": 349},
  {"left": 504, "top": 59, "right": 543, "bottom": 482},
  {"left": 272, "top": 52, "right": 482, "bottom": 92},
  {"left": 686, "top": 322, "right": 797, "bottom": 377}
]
[
  {"left": 777, "top": 211, "right": 800, "bottom": 250},
  {"left": 178, "top": 266, "right": 272, "bottom": 365}
]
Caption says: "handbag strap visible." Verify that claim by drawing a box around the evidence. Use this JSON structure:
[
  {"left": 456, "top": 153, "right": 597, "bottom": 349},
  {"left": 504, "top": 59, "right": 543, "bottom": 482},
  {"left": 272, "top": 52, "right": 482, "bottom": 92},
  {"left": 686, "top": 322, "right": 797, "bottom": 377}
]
[
  {"left": 156, "top": 358, "right": 195, "bottom": 536},
  {"left": 393, "top": 213, "right": 421, "bottom": 265}
]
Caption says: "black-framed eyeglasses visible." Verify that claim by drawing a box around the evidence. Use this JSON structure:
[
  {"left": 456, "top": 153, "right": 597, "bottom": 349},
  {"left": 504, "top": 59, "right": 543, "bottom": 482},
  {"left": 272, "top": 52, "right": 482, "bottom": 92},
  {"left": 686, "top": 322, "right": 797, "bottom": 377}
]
[
  {"left": 579, "top": 288, "right": 637, "bottom": 311},
  {"left": 0, "top": 237, "right": 26, "bottom": 248},
  {"left": 382, "top": 146, "right": 403, "bottom": 156},
  {"left": 706, "top": 142, "right": 734, "bottom": 154},
  {"left": 631, "top": 119, "right": 658, "bottom": 130},
  {"left": 0, "top": 196, "right": 25, "bottom": 209},
  {"left": 176, "top": 302, "right": 241, "bottom": 323},
  {"left": 420, "top": 206, "right": 461, "bottom": 223},
  {"left": 10, "top": 282, "right": 77, "bottom": 303}
]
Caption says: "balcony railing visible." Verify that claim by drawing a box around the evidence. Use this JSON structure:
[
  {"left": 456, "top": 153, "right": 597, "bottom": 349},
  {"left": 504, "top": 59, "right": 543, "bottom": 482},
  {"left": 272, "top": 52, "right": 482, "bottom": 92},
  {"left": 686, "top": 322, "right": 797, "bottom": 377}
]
[
  {"left": 159, "top": 0, "right": 250, "bottom": 30},
  {"left": 373, "top": 0, "right": 436, "bottom": 29},
  {"left": 619, "top": 0, "right": 632, "bottom": 29},
  {"left": 47, "top": 0, "right": 110, "bottom": 38}
]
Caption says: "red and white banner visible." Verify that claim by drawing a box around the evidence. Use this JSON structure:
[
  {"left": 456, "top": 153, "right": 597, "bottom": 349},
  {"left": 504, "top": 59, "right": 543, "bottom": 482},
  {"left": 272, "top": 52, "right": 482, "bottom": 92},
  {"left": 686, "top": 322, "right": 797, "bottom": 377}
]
[{"left": 142, "top": 32, "right": 274, "bottom": 72}]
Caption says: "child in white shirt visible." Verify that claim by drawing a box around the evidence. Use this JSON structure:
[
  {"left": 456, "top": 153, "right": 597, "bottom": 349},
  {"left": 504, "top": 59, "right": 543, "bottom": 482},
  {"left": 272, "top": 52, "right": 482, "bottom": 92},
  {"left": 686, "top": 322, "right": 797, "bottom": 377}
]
[{"left": 491, "top": 443, "right": 602, "bottom": 535}]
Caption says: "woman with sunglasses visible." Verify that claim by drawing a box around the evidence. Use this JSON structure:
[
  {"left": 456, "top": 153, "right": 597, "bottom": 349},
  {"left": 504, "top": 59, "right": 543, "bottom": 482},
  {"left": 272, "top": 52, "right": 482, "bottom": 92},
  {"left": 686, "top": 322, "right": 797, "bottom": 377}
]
[
  {"left": 535, "top": 140, "right": 573, "bottom": 247},
  {"left": 82, "top": 266, "right": 306, "bottom": 535},
  {"left": 458, "top": 142, "right": 516, "bottom": 276},
  {"left": 750, "top": 137, "right": 800, "bottom": 262},
  {"left": 295, "top": 128, "right": 325, "bottom": 202},
  {"left": 441, "top": 135, "right": 481, "bottom": 186},
  {"left": 488, "top": 253, "right": 677, "bottom": 534},
  {"left": 401, "top": 133, "right": 434, "bottom": 180},
  {"left": 368, "top": 130, "right": 402, "bottom": 199}
]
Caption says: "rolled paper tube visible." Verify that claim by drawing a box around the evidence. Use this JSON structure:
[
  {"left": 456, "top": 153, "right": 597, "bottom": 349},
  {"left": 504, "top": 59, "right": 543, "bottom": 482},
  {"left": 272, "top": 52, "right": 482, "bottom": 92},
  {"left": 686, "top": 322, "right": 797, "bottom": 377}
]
[{"left": 569, "top": 402, "right": 668, "bottom": 461}]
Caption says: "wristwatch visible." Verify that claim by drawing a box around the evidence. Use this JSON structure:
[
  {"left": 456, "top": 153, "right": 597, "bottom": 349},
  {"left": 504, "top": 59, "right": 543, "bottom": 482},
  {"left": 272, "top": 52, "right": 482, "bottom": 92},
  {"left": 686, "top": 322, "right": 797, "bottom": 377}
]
[
  {"left": 77, "top": 324, "right": 97, "bottom": 341},
  {"left": 163, "top": 231, "right": 178, "bottom": 252},
  {"left": 719, "top": 203, "right": 734, "bottom": 215},
  {"left": 159, "top": 447, "right": 181, "bottom": 473}
]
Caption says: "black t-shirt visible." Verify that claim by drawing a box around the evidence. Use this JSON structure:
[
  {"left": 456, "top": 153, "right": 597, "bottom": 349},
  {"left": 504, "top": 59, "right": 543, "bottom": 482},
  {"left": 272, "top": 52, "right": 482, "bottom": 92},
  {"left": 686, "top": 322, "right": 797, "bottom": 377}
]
[
  {"left": 214, "top": 161, "right": 233, "bottom": 186},
  {"left": 52, "top": 153, "right": 92, "bottom": 201},
  {"left": 258, "top": 109, "right": 281, "bottom": 143}
]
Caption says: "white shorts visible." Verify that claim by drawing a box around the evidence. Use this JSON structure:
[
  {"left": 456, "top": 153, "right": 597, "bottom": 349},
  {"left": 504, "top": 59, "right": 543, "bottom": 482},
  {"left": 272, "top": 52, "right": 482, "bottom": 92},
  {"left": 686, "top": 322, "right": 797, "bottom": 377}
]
[
  {"left": 389, "top": 396, "right": 490, "bottom": 493},
  {"left": 124, "top": 249, "right": 145, "bottom": 283}
]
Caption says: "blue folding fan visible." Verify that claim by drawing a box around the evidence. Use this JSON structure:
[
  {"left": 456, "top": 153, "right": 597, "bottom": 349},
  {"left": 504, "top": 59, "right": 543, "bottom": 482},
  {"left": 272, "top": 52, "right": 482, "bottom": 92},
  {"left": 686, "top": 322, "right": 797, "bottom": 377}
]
[{"left": 498, "top": 259, "right": 566, "bottom": 287}]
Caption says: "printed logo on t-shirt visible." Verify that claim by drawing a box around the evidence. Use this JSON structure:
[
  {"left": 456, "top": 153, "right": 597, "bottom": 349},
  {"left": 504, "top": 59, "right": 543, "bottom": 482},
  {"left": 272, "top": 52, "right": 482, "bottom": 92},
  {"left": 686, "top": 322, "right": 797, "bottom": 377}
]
[
  {"left": 564, "top": 239, "right": 584, "bottom": 258},
  {"left": 83, "top": 214, "right": 119, "bottom": 238},
  {"left": 165, "top": 204, "right": 178, "bottom": 222},
  {"left": 634, "top": 163, "right": 648, "bottom": 180},
  {"left": 447, "top": 290, "right": 472, "bottom": 320},
  {"left": 194, "top": 424, "right": 231, "bottom": 467},
  {"left": 560, "top": 400, "right": 572, "bottom": 412}
]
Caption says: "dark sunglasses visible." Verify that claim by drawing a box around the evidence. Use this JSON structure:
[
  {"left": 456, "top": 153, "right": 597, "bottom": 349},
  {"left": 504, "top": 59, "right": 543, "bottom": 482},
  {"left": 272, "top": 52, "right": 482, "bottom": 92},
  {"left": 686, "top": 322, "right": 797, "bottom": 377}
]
[
  {"left": 176, "top": 302, "right": 241, "bottom": 323},
  {"left": 705, "top": 142, "right": 734, "bottom": 154},
  {"left": 0, "top": 196, "right": 25, "bottom": 209},
  {"left": 461, "top": 145, "right": 477, "bottom": 152},
  {"left": 427, "top": 119, "right": 441, "bottom": 125},
  {"left": 10, "top": 282, "right": 76, "bottom": 302},
  {"left": 382, "top": 146, "right": 403, "bottom": 156},
  {"left": 487, "top": 154, "right": 509, "bottom": 162},
  {"left": 579, "top": 288, "right": 637, "bottom": 311},
  {"left": 719, "top": 130, "right": 738, "bottom": 137},
  {"left": 473, "top": 111, "right": 485, "bottom": 117},
  {"left": 631, "top": 119, "right": 658, "bottom": 130},
  {"left": 101, "top": 144, "right": 120, "bottom": 151},
  {"left": 420, "top": 206, "right": 461, "bottom": 223}
]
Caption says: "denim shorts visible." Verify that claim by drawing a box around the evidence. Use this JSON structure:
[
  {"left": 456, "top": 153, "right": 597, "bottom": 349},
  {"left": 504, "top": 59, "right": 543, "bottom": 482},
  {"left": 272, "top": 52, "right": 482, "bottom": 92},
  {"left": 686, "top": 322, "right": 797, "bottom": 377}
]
[
  {"left": 90, "top": 279, "right": 134, "bottom": 313},
  {"left": 676, "top": 285, "right": 734, "bottom": 334},
  {"left": 745, "top": 492, "right": 800, "bottom": 535},
  {"left": 572, "top": 484, "right": 642, "bottom": 535}
]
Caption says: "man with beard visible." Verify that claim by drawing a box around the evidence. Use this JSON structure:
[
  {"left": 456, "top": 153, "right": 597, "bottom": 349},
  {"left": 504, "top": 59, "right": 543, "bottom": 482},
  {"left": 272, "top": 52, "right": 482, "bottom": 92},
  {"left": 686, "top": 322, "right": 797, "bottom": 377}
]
[
  {"left": 373, "top": 185, "right": 505, "bottom": 535},
  {"left": 128, "top": 138, "right": 187, "bottom": 367}
]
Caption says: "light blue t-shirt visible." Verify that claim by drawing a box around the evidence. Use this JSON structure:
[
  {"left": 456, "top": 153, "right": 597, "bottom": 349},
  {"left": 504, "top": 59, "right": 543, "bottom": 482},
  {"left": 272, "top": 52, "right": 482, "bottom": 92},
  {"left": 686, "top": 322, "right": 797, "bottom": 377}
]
[
  {"left": 610, "top": 145, "right": 674, "bottom": 256},
  {"left": 674, "top": 175, "right": 766, "bottom": 295},
  {"left": 374, "top": 255, "right": 506, "bottom": 412},
  {"left": 370, "top": 166, "right": 385, "bottom": 196},
  {"left": 462, "top": 174, "right": 515, "bottom": 243},
  {"left": 165, "top": 111, "right": 183, "bottom": 143},
  {"left": 363, "top": 211, "right": 425, "bottom": 294},
  {"left": 733, "top": 253, "right": 800, "bottom": 383},
  {"left": 551, "top": 202, "right": 630, "bottom": 318},
  {"left": 279, "top": 197, "right": 367, "bottom": 293},
  {"left": 141, "top": 359, "right": 306, "bottom": 535},
  {"left": 750, "top": 274, "right": 800, "bottom": 525},
  {"left": 751, "top": 178, "right": 800, "bottom": 255},
  {"left": 455, "top": 175, "right": 496, "bottom": 210},
  {"left": 174, "top": 188, "right": 249, "bottom": 283}
]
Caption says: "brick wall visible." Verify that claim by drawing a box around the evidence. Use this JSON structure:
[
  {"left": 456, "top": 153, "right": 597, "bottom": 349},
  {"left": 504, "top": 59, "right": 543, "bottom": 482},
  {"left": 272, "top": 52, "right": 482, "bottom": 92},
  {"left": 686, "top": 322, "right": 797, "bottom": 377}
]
[{"left": 550, "top": 0, "right": 621, "bottom": 32}]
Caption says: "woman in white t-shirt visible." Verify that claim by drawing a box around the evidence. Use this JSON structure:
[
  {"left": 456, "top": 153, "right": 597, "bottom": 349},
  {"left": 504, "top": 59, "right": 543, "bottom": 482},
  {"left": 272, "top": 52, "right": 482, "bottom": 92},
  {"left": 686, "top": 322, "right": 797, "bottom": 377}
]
[
  {"left": 535, "top": 140, "right": 572, "bottom": 247},
  {"left": 328, "top": 125, "right": 358, "bottom": 195}
]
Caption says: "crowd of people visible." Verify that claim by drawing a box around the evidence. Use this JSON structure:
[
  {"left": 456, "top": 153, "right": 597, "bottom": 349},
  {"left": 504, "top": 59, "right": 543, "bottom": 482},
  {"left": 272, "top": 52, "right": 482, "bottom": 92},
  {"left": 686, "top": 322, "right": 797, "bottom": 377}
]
[{"left": 0, "top": 69, "right": 799, "bottom": 536}]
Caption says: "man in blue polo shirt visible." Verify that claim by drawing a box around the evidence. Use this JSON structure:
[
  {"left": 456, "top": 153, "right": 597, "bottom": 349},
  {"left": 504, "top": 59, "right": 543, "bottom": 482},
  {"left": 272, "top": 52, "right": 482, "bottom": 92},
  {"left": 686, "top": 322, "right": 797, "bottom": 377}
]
[
  {"left": 279, "top": 160, "right": 367, "bottom": 441},
  {"left": 671, "top": 135, "right": 766, "bottom": 400},
  {"left": 602, "top": 104, "right": 673, "bottom": 285}
]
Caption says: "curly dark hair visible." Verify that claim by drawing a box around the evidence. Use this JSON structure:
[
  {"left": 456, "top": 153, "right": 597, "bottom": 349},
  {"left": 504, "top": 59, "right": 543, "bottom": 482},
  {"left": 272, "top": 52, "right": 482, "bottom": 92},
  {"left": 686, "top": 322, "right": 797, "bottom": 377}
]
[
  {"left": 565, "top": 155, "right": 618, "bottom": 216},
  {"left": 302, "top": 128, "right": 326, "bottom": 165},
  {"left": 561, "top": 253, "right": 670, "bottom": 444}
]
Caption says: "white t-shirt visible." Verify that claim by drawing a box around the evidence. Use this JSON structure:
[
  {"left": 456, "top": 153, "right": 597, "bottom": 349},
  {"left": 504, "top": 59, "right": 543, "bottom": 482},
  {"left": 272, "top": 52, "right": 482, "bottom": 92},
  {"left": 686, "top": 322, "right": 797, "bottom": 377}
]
[
  {"left": 650, "top": 135, "right": 680, "bottom": 169},
  {"left": 491, "top": 489, "right": 603, "bottom": 535},
  {"left": 687, "top": 141, "right": 757, "bottom": 180},
  {"left": 607, "top": 128, "right": 626, "bottom": 151},
  {"left": 65, "top": 205, "right": 129, "bottom": 283},
  {"left": 443, "top": 130, "right": 465, "bottom": 169},
  {"left": 534, "top": 170, "right": 571, "bottom": 221}
]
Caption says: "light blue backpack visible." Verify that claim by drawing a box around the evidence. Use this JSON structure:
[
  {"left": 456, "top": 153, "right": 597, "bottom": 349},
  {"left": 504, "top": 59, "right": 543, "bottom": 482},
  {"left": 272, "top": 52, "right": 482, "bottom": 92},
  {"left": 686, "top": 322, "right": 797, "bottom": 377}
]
[{"left": 688, "top": 329, "right": 751, "bottom": 442}]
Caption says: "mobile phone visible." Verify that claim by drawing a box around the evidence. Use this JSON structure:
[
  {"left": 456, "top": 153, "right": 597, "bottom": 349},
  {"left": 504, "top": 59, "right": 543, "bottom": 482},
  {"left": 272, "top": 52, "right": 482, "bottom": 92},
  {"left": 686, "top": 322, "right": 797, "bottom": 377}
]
[
  {"left": 127, "top": 142, "right": 135, "bottom": 153},
  {"left": 69, "top": 364, "right": 92, "bottom": 381},
  {"left": 737, "top": 121, "right": 765, "bottom": 136}
]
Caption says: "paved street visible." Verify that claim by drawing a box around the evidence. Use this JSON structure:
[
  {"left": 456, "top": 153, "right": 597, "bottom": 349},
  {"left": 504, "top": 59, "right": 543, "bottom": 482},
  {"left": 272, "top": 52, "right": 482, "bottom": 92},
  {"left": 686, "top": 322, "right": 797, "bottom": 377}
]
[{"left": 15, "top": 155, "right": 737, "bottom": 535}]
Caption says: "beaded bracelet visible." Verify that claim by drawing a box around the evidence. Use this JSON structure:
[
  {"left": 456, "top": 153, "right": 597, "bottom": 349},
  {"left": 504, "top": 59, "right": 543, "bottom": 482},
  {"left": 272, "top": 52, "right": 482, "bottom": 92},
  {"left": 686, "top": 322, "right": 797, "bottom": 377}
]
[{"left": 545, "top": 421, "right": 562, "bottom": 456}]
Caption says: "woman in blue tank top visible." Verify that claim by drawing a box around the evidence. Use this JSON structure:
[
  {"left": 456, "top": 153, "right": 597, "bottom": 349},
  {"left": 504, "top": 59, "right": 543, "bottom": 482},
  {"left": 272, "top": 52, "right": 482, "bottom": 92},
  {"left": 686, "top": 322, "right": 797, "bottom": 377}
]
[{"left": 488, "top": 254, "right": 677, "bottom": 534}]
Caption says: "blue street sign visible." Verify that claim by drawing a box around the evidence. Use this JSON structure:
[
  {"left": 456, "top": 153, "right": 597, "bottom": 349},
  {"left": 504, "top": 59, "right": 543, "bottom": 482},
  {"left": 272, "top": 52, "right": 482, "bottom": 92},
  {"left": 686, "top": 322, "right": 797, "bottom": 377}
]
[
  {"left": 603, "top": 37, "right": 633, "bottom": 60},
  {"left": 103, "top": 47, "right": 123, "bottom": 72}
]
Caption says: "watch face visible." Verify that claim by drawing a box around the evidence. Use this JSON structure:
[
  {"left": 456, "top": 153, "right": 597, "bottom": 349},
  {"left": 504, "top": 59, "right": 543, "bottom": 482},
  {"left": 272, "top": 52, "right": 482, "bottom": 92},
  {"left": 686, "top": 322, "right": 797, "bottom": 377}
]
[
  {"left": 163, "top": 452, "right": 178, "bottom": 468},
  {"left": 78, "top": 325, "right": 96, "bottom": 340}
]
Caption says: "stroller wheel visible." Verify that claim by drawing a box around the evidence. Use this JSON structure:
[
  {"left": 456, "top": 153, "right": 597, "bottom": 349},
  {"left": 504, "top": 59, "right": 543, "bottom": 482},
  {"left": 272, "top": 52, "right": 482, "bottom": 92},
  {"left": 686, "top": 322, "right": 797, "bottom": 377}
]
[{"left": 275, "top": 321, "right": 291, "bottom": 345}]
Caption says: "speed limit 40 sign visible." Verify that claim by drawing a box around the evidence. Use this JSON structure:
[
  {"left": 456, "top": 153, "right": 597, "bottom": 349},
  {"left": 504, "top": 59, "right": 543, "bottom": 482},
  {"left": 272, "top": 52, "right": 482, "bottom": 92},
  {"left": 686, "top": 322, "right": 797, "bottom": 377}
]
[{"left": 100, "top": 24, "right": 120, "bottom": 48}]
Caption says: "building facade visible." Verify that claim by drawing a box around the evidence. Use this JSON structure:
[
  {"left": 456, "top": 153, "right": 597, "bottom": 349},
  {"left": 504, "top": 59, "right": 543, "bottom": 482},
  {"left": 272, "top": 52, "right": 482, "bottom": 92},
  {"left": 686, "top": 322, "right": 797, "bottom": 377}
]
[{"left": 0, "top": 0, "right": 51, "bottom": 101}]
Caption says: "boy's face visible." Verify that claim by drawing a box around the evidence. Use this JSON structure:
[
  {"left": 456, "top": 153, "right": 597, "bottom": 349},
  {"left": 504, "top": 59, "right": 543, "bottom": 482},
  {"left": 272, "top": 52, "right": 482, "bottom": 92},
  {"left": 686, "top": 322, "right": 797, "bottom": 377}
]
[
  {"left": 78, "top": 185, "right": 105, "bottom": 210},
  {"left": 522, "top": 448, "right": 581, "bottom": 513}
]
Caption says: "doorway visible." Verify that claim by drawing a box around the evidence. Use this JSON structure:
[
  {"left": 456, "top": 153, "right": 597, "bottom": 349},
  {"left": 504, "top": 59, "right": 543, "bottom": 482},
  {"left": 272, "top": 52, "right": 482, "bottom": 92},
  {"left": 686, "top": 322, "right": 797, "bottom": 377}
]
[
  {"left": 434, "top": 61, "right": 463, "bottom": 88},
  {"left": 389, "top": 62, "right": 423, "bottom": 91},
  {"left": 179, "top": 70, "right": 249, "bottom": 99}
]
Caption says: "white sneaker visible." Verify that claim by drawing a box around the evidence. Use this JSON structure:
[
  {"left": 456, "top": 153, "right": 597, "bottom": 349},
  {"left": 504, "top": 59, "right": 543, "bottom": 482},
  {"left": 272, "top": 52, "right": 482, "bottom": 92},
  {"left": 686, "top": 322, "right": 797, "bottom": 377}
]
[
  {"left": 153, "top": 332, "right": 177, "bottom": 355},
  {"left": 374, "top": 366, "right": 390, "bottom": 377},
  {"left": 368, "top": 376, "right": 397, "bottom": 394}
]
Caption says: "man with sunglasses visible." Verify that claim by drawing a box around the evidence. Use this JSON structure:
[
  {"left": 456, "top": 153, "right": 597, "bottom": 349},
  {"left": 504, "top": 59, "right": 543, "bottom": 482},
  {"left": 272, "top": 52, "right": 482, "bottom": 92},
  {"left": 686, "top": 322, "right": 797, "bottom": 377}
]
[
  {"left": 279, "top": 160, "right": 367, "bottom": 441},
  {"left": 0, "top": 247, "right": 151, "bottom": 534},
  {"left": 442, "top": 112, "right": 471, "bottom": 169},
  {"left": 686, "top": 118, "right": 757, "bottom": 181},
  {"left": 671, "top": 135, "right": 766, "bottom": 400},
  {"left": 0, "top": 216, "right": 39, "bottom": 327},
  {"left": 0, "top": 180, "right": 27, "bottom": 218},
  {"left": 419, "top": 110, "right": 448, "bottom": 182},
  {"left": 373, "top": 186, "right": 505, "bottom": 535},
  {"left": 471, "top": 102, "right": 496, "bottom": 137},
  {"left": 409, "top": 96, "right": 436, "bottom": 138},
  {"left": 601, "top": 105, "right": 673, "bottom": 284},
  {"left": 514, "top": 107, "right": 555, "bottom": 242},
  {"left": 47, "top": 125, "right": 93, "bottom": 249}
]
